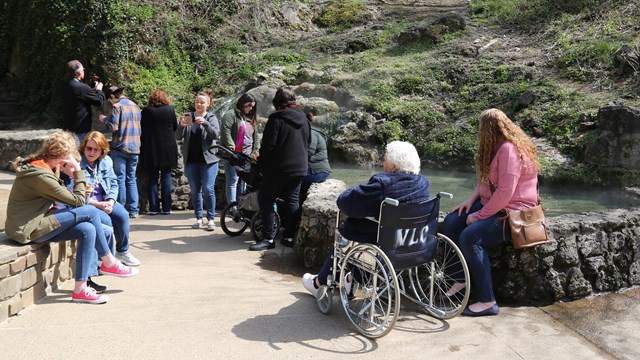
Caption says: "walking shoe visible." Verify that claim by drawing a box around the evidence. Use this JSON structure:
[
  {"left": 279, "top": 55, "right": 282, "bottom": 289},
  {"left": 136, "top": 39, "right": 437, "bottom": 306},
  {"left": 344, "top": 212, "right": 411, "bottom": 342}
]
[
  {"left": 72, "top": 287, "right": 109, "bottom": 304},
  {"left": 302, "top": 273, "right": 319, "bottom": 298},
  {"left": 343, "top": 272, "right": 353, "bottom": 296},
  {"left": 281, "top": 237, "right": 294, "bottom": 248},
  {"left": 129, "top": 213, "right": 139, "bottom": 219},
  {"left": 116, "top": 251, "right": 141, "bottom": 266},
  {"left": 87, "top": 277, "right": 107, "bottom": 294},
  {"left": 99, "top": 260, "right": 139, "bottom": 277},
  {"left": 161, "top": 210, "right": 172, "bottom": 215},
  {"left": 191, "top": 219, "right": 203, "bottom": 229},
  {"left": 249, "top": 239, "right": 275, "bottom": 251},
  {"left": 147, "top": 211, "right": 159, "bottom": 215},
  {"left": 207, "top": 220, "right": 215, "bottom": 231}
]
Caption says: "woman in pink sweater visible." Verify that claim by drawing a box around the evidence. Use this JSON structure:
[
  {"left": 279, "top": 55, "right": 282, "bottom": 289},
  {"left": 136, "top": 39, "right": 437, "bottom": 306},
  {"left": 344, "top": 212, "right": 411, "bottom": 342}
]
[{"left": 441, "top": 108, "right": 540, "bottom": 316}]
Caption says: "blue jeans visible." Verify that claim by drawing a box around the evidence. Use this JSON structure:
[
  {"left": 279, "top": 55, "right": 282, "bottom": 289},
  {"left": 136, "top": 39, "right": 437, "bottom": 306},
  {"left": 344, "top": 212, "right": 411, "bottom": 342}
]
[
  {"left": 258, "top": 175, "right": 302, "bottom": 240},
  {"left": 31, "top": 206, "right": 111, "bottom": 281},
  {"left": 300, "top": 168, "right": 330, "bottom": 204},
  {"left": 148, "top": 166, "right": 173, "bottom": 213},
  {"left": 111, "top": 149, "right": 140, "bottom": 215},
  {"left": 223, "top": 160, "right": 246, "bottom": 203},
  {"left": 97, "top": 202, "right": 130, "bottom": 253},
  {"left": 440, "top": 200, "right": 507, "bottom": 302},
  {"left": 185, "top": 162, "right": 219, "bottom": 221}
]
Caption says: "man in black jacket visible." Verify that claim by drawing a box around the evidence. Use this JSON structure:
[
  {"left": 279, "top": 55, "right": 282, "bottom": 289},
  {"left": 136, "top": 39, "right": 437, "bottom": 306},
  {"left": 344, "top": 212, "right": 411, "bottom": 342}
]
[
  {"left": 61, "top": 60, "right": 105, "bottom": 141},
  {"left": 250, "top": 87, "right": 310, "bottom": 251}
]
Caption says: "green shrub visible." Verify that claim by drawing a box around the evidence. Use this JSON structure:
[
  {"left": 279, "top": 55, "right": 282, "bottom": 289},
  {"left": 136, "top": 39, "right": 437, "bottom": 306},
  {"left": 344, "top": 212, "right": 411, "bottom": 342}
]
[{"left": 317, "top": 0, "right": 368, "bottom": 28}]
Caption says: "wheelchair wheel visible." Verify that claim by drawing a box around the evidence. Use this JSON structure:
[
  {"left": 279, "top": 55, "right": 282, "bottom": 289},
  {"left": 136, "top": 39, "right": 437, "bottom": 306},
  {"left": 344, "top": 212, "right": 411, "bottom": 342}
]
[
  {"left": 250, "top": 211, "right": 281, "bottom": 242},
  {"left": 220, "top": 201, "right": 250, "bottom": 236},
  {"left": 339, "top": 243, "right": 400, "bottom": 339},
  {"left": 317, "top": 285, "right": 333, "bottom": 314},
  {"left": 408, "top": 233, "right": 470, "bottom": 319}
]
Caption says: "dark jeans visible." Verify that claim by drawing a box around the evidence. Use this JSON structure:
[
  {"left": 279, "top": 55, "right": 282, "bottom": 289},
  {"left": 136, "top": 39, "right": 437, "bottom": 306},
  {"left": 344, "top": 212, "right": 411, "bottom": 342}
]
[
  {"left": 300, "top": 168, "right": 330, "bottom": 205},
  {"left": 148, "top": 166, "right": 173, "bottom": 213},
  {"left": 440, "top": 200, "right": 507, "bottom": 302},
  {"left": 258, "top": 175, "right": 303, "bottom": 240}
]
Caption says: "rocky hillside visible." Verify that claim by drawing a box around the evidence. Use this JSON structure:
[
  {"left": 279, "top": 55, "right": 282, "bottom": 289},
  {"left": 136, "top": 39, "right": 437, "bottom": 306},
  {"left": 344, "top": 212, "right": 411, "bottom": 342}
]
[{"left": 1, "top": 0, "right": 639, "bottom": 184}]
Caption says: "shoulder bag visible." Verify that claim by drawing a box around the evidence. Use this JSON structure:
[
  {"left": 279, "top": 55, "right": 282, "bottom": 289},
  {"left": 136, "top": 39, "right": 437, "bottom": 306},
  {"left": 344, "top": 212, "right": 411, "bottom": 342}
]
[{"left": 490, "top": 180, "right": 550, "bottom": 249}]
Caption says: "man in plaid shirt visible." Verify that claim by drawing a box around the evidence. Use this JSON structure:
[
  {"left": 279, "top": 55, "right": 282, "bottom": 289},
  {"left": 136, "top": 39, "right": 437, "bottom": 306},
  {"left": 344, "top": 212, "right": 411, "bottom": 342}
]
[{"left": 99, "top": 85, "right": 142, "bottom": 219}]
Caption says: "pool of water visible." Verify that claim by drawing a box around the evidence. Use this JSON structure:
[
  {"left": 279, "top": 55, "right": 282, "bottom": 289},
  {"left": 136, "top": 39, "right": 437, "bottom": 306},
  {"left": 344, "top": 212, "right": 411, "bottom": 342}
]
[{"left": 330, "top": 166, "right": 640, "bottom": 217}]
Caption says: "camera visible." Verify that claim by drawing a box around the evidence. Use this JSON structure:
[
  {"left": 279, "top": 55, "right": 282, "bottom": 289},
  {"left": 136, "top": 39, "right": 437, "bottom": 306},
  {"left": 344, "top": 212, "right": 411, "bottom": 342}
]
[{"left": 87, "top": 74, "right": 100, "bottom": 88}]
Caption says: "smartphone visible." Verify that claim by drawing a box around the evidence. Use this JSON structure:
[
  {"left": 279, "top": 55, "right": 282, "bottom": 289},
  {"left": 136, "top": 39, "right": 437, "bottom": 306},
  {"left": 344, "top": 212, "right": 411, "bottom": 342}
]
[{"left": 183, "top": 112, "right": 193, "bottom": 126}]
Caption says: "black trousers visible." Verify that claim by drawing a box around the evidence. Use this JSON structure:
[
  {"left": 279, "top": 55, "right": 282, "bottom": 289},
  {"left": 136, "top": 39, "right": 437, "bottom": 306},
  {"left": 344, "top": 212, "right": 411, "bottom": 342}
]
[{"left": 258, "top": 175, "right": 303, "bottom": 240}]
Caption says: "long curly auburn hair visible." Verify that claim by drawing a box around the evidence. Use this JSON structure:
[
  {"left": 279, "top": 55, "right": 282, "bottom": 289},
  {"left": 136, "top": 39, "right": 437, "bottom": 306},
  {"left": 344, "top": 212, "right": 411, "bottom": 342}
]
[{"left": 476, "top": 108, "right": 540, "bottom": 183}]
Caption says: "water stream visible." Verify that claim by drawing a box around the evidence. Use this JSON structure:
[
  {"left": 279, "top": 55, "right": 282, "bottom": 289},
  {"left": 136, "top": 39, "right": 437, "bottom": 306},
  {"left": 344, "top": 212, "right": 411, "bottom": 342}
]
[{"left": 331, "top": 165, "right": 640, "bottom": 217}]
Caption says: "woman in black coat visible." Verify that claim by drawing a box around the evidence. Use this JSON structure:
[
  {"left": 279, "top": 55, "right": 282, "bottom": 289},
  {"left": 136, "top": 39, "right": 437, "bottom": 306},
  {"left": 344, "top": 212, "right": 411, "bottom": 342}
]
[{"left": 140, "top": 89, "right": 178, "bottom": 214}]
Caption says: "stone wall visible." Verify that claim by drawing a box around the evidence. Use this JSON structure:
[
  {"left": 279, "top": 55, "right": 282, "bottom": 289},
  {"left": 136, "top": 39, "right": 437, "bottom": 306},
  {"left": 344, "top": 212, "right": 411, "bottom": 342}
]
[
  {"left": 297, "top": 181, "right": 640, "bottom": 305},
  {"left": 0, "top": 233, "right": 77, "bottom": 322}
]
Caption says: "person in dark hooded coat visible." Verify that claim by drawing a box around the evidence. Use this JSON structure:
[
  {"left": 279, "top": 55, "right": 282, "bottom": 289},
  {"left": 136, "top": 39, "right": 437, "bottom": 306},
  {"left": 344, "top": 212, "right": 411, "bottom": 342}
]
[{"left": 249, "top": 87, "right": 310, "bottom": 251}]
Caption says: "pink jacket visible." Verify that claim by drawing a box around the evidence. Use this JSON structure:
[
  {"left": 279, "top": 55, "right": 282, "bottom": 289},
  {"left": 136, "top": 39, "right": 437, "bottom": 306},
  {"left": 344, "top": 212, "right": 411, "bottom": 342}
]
[{"left": 472, "top": 141, "right": 538, "bottom": 221}]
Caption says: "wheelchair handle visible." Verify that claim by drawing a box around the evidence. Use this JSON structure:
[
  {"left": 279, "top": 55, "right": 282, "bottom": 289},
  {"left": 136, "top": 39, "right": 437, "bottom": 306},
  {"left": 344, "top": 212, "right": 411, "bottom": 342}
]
[
  {"left": 383, "top": 198, "right": 400, "bottom": 206},
  {"left": 437, "top": 192, "right": 453, "bottom": 199}
]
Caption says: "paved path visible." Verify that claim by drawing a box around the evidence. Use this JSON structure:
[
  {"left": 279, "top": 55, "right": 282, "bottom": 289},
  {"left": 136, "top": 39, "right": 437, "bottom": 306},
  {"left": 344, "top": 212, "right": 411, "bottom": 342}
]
[{"left": 0, "top": 170, "right": 638, "bottom": 359}]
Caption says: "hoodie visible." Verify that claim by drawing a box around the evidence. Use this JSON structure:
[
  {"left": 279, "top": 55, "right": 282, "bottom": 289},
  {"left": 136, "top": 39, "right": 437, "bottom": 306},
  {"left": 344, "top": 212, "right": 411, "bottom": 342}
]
[
  {"left": 5, "top": 161, "right": 88, "bottom": 244},
  {"left": 258, "top": 107, "right": 310, "bottom": 179}
]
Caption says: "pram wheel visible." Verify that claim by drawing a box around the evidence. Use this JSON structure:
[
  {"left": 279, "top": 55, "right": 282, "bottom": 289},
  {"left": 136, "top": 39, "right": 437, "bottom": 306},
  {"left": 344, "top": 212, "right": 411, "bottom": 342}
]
[
  {"left": 220, "top": 201, "right": 250, "bottom": 236},
  {"left": 250, "top": 211, "right": 281, "bottom": 242}
]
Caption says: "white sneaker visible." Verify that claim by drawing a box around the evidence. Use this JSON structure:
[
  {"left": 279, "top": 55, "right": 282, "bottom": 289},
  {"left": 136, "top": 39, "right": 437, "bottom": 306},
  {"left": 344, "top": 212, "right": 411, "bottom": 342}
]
[
  {"left": 344, "top": 272, "right": 353, "bottom": 295},
  {"left": 207, "top": 220, "right": 215, "bottom": 231},
  {"left": 116, "top": 251, "right": 141, "bottom": 266},
  {"left": 302, "top": 273, "right": 319, "bottom": 298},
  {"left": 191, "top": 219, "right": 202, "bottom": 229}
]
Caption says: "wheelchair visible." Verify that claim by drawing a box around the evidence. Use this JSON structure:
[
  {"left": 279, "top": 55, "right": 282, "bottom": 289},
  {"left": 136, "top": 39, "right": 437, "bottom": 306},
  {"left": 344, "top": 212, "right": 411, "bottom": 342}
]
[{"left": 314, "top": 192, "right": 471, "bottom": 338}]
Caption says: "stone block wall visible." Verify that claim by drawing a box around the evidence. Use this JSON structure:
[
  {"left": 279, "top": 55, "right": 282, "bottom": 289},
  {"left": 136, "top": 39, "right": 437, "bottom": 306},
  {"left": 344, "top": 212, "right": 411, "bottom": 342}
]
[
  {"left": 0, "top": 233, "right": 76, "bottom": 323},
  {"left": 491, "top": 209, "right": 640, "bottom": 304},
  {"left": 296, "top": 179, "right": 346, "bottom": 268}
]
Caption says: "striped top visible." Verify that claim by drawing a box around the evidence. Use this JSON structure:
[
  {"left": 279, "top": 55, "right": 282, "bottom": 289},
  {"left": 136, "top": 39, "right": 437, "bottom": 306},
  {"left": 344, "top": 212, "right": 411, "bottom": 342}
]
[{"left": 106, "top": 97, "right": 142, "bottom": 154}]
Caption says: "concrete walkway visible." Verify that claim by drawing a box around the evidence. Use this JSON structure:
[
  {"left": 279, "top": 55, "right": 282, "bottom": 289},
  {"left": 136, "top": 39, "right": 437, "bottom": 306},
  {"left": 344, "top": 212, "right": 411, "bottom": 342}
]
[{"left": 0, "top": 170, "right": 638, "bottom": 359}]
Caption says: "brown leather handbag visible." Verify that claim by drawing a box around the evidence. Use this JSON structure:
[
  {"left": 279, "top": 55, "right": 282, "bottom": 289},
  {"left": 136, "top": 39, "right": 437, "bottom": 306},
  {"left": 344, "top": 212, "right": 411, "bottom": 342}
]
[
  {"left": 506, "top": 204, "right": 549, "bottom": 249},
  {"left": 490, "top": 180, "right": 550, "bottom": 249}
]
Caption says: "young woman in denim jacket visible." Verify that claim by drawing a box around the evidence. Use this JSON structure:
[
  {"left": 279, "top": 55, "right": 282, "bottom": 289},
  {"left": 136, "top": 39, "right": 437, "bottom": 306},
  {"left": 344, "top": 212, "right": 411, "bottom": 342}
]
[{"left": 77, "top": 131, "right": 141, "bottom": 269}]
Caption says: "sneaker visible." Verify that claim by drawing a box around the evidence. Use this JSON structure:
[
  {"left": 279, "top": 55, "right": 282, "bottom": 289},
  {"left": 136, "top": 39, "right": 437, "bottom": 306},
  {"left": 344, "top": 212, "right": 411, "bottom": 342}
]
[
  {"left": 249, "top": 239, "right": 275, "bottom": 251},
  {"left": 161, "top": 210, "right": 172, "bottom": 215},
  {"left": 147, "top": 211, "right": 159, "bottom": 215},
  {"left": 191, "top": 219, "right": 203, "bottom": 229},
  {"left": 116, "top": 251, "right": 141, "bottom": 266},
  {"left": 87, "top": 277, "right": 107, "bottom": 294},
  {"left": 129, "top": 213, "right": 139, "bottom": 219},
  {"left": 207, "top": 220, "right": 215, "bottom": 231},
  {"left": 72, "top": 287, "right": 109, "bottom": 304},
  {"left": 302, "top": 273, "right": 319, "bottom": 298},
  {"left": 343, "top": 272, "right": 353, "bottom": 296},
  {"left": 281, "top": 237, "right": 294, "bottom": 248},
  {"left": 99, "top": 260, "right": 139, "bottom": 278}
]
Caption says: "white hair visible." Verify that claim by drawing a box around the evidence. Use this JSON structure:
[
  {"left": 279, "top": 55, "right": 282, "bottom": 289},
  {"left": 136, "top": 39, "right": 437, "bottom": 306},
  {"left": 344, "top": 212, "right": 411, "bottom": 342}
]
[{"left": 385, "top": 141, "right": 420, "bottom": 174}]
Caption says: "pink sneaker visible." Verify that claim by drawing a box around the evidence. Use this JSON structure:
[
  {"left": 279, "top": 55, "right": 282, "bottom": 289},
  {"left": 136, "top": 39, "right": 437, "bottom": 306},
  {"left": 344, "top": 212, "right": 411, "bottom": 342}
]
[
  {"left": 99, "top": 260, "right": 139, "bottom": 278},
  {"left": 72, "top": 287, "right": 109, "bottom": 304}
]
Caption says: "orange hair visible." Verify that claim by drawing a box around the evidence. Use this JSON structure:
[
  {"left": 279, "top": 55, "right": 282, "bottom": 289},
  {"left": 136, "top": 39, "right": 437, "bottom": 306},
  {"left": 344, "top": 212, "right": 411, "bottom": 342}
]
[{"left": 80, "top": 131, "right": 110, "bottom": 159}]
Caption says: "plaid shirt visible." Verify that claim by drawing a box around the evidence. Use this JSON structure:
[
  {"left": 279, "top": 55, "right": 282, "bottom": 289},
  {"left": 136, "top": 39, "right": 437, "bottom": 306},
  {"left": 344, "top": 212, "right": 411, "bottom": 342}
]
[{"left": 106, "top": 97, "right": 142, "bottom": 154}]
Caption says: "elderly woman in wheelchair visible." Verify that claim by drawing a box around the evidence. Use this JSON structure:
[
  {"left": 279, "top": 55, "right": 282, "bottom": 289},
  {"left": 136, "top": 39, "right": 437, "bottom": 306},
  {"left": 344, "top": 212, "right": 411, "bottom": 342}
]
[{"left": 302, "top": 141, "right": 470, "bottom": 338}]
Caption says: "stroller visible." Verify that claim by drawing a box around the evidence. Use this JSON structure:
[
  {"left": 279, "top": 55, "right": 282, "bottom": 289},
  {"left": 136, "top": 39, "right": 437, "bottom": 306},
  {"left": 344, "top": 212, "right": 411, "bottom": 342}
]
[{"left": 213, "top": 145, "right": 281, "bottom": 241}]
